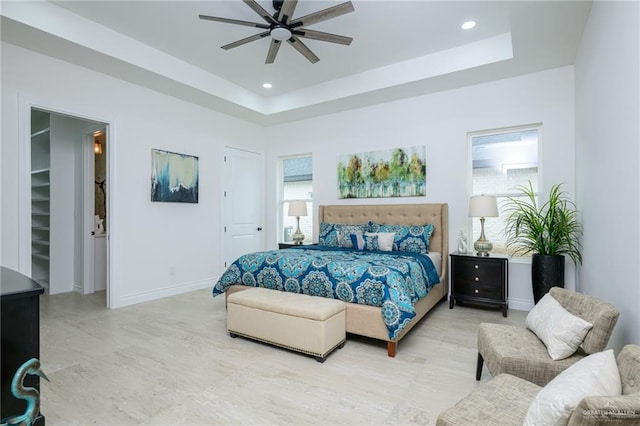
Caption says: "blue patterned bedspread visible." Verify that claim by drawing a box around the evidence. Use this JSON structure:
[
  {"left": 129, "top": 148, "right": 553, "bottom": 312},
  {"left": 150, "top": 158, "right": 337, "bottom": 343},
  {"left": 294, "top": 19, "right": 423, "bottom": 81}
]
[{"left": 213, "top": 246, "right": 440, "bottom": 339}]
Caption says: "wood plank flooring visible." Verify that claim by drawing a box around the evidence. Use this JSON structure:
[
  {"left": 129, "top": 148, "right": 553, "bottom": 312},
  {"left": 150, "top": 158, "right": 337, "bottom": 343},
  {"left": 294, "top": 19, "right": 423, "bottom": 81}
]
[{"left": 38, "top": 289, "right": 527, "bottom": 425}]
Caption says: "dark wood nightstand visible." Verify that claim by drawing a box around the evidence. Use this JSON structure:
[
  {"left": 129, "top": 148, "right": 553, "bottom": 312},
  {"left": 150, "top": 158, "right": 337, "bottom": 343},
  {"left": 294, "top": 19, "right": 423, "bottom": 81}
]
[
  {"left": 449, "top": 253, "right": 509, "bottom": 317},
  {"left": 278, "top": 242, "right": 315, "bottom": 249}
]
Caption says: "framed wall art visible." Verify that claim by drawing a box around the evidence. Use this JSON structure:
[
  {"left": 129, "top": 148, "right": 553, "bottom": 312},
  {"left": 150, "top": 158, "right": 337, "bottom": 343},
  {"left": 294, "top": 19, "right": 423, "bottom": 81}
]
[
  {"left": 151, "top": 148, "right": 199, "bottom": 203},
  {"left": 337, "top": 146, "right": 426, "bottom": 199}
]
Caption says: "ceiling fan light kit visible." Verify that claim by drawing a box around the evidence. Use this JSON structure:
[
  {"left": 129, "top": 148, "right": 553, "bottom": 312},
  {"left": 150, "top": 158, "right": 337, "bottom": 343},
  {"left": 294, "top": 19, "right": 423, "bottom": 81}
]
[
  {"left": 270, "top": 25, "right": 292, "bottom": 41},
  {"left": 199, "top": 0, "right": 355, "bottom": 64}
]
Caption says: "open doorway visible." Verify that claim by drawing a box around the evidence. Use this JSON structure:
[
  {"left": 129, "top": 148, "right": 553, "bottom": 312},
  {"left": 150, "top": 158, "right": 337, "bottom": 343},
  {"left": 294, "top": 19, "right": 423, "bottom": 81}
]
[
  {"left": 26, "top": 107, "right": 110, "bottom": 306},
  {"left": 90, "top": 129, "right": 108, "bottom": 293}
]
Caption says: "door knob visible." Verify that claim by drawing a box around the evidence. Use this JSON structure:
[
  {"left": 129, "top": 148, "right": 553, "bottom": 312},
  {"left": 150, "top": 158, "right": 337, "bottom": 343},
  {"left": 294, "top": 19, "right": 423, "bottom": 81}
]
[{"left": 257, "top": 227, "right": 263, "bottom": 231}]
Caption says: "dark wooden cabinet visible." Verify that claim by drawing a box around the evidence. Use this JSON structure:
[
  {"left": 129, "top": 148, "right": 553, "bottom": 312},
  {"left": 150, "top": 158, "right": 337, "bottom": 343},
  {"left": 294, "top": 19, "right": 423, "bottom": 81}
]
[
  {"left": 449, "top": 253, "right": 509, "bottom": 317},
  {"left": 1, "top": 267, "right": 45, "bottom": 425}
]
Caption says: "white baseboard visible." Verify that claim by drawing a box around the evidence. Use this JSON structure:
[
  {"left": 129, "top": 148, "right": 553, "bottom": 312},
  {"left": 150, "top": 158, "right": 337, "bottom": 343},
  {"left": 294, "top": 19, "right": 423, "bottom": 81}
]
[
  {"left": 508, "top": 297, "right": 534, "bottom": 312},
  {"left": 114, "top": 277, "right": 218, "bottom": 308}
]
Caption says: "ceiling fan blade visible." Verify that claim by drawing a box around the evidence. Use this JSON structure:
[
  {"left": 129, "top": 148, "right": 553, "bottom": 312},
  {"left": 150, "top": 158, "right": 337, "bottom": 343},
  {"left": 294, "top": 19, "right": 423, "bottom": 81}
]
[
  {"left": 198, "top": 14, "right": 269, "bottom": 29},
  {"left": 265, "top": 39, "right": 283, "bottom": 64},
  {"left": 243, "top": 0, "right": 279, "bottom": 25},
  {"left": 287, "top": 36, "right": 320, "bottom": 64},
  {"left": 290, "top": 1, "right": 354, "bottom": 28},
  {"left": 221, "top": 31, "right": 270, "bottom": 50},
  {"left": 278, "top": 0, "right": 298, "bottom": 24},
  {"left": 294, "top": 29, "right": 352, "bottom": 45}
]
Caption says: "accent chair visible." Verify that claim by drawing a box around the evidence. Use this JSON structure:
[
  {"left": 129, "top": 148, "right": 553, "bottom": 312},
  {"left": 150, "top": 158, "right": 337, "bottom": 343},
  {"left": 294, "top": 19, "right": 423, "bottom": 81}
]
[
  {"left": 437, "top": 344, "right": 640, "bottom": 426},
  {"left": 476, "top": 287, "right": 619, "bottom": 386}
]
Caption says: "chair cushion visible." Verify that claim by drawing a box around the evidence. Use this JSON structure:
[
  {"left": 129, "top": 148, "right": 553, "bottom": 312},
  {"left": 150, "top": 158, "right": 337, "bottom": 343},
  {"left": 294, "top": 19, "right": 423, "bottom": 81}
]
[
  {"left": 618, "top": 344, "right": 640, "bottom": 395},
  {"left": 524, "top": 350, "right": 621, "bottom": 426},
  {"left": 478, "top": 323, "right": 586, "bottom": 386},
  {"left": 436, "top": 374, "right": 540, "bottom": 426},
  {"left": 568, "top": 345, "right": 640, "bottom": 425},
  {"left": 526, "top": 293, "right": 593, "bottom": 360},
  {"left": 568, "top": 393, "right": 640, "bottom": 425},
  {"left": 549, "top": 287, "right": 619, "bottom": 354}
]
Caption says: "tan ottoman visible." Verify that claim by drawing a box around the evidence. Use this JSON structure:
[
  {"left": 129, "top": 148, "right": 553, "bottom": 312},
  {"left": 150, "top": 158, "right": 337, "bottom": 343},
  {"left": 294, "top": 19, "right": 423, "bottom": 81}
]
[{"left": 227, "top": 287, "right": 346, "bottom": 362}]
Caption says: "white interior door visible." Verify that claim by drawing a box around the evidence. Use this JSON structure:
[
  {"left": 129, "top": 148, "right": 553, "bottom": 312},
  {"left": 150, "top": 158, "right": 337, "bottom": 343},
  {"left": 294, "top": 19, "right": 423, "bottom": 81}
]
[{"left": 222, "top": 147, "right": 263, "bottom": 269}]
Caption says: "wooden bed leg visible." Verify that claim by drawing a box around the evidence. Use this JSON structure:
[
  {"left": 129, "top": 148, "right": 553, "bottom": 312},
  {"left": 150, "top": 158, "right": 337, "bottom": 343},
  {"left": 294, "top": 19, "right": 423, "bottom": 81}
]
[{"left": 387, "top": 341, "right": 397, "bottom": 357}]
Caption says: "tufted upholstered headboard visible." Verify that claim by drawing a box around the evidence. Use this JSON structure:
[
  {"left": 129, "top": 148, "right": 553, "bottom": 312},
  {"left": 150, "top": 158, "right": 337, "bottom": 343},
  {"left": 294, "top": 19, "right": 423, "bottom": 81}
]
[{"left": 318, "top": 203, "right": 448, "bottom": 283}]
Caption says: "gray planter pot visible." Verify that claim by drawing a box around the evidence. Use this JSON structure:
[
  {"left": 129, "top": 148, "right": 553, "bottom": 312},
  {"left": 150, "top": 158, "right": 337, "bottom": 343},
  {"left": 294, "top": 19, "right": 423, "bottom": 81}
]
[{"left": 531, "top": 254, "right": 565, "bottom": 304}]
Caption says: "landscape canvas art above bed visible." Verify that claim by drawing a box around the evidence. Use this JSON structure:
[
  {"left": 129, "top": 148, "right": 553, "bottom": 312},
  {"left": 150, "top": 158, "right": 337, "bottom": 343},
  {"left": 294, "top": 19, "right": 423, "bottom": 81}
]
[
  {"left": 337, "top": 146, "right": 426, "bottom": 199},
  {"left": 151, "top": 148, "right": 199, "bottom": 203}
]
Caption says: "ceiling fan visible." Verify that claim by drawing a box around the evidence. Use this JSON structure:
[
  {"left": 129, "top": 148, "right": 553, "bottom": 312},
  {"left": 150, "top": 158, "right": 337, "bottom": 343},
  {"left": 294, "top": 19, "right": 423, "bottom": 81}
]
[{"left": 199, "top": 0, "right": 355, "bottom": 64}]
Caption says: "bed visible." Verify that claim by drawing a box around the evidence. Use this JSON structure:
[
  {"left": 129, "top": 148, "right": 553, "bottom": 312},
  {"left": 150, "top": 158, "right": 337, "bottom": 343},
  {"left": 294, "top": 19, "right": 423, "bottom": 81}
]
[{"left": 214, "top": 203, "right": 448, "bottom": 357}]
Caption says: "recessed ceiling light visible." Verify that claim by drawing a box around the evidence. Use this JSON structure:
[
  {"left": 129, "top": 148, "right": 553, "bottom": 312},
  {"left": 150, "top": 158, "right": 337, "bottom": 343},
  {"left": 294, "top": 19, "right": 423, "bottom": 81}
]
[
  {"left": 462, "top": 21, "right": 476, "bottom": 30},
  {"left": 262, "top": 83, "right": 273, "bottom": 89}
]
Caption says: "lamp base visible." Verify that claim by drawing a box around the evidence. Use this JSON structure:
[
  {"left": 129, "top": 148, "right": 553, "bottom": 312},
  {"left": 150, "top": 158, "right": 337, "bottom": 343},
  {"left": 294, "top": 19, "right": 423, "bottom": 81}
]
[
  {"left": 292, "top": 216, "right": 304, "bottom": 245},
  {"left": 292, "top": 232, "right": 304, "bottom": 245},
  {"left": 474, "top": 239, "right": 493, "bottom": 256}
]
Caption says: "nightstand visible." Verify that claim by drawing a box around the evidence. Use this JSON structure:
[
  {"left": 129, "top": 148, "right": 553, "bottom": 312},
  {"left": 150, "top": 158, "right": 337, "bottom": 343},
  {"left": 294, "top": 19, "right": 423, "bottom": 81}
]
[
  {"left": 278, "top": 242, "right": 315, "bottom": 249},
  {"left": 449, "top": 253, "right": 509, "bottom": 317}
]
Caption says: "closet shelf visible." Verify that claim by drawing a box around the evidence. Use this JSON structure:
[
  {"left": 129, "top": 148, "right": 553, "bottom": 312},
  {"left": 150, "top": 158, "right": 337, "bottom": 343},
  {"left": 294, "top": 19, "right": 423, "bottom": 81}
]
[
  {"left": 31, "top": 111, "right": 50, "bottom": 292},
  {"left": 30, "top": 128, "right": 50, "bottom": 138}
]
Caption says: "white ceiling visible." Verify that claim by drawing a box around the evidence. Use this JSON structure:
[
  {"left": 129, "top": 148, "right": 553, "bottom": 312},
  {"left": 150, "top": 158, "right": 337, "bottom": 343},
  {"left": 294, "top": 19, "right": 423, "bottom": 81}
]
[{"left": 1, "top": 1, "right": 592, "bottom": 125}]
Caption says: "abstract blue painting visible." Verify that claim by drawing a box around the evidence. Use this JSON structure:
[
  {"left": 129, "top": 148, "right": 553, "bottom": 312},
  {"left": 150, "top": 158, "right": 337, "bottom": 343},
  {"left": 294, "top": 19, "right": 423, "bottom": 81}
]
[{"left": 151, "top": 149, "right": 199, "bottom": 203}]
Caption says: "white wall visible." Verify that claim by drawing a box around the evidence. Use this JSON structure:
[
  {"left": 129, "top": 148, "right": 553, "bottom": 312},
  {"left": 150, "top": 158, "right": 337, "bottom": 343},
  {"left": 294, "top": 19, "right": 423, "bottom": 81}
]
[
  {"left": 1, "top": 42, "right": 265, "bottom": 307},
  {"left": 265, "top": 66, "right": 577, "bottom": 310},
  {"left": 575, "top": 1, "right": 640, "bottom": 348}
]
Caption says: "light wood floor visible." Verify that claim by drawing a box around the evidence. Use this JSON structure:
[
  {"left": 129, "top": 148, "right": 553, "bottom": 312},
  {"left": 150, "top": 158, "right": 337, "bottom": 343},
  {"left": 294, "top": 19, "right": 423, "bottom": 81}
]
[{"left": 38, "top": 289, "right": 527, "bottom": 425}]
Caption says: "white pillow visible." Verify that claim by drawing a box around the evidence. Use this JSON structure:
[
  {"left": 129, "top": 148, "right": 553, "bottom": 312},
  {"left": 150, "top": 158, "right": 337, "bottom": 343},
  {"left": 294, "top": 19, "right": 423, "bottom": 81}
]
[
  {"left": 365, "top": 232, "right": 395, "bottom": 251},
  {"left": 523, "top": 349, "right": 621, "bottom": 426},
  {"left": 526, "top": 293, "right": 593, "bottom": 360}
]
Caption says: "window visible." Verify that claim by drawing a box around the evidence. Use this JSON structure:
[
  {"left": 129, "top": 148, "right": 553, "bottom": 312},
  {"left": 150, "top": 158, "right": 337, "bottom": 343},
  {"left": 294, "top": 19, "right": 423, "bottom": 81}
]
[
  {"left": 469, "top": 125, "right": 541, "bottom": 254},
  {"left": 280, "top": 155, "right": 313, "bottom": 243}
]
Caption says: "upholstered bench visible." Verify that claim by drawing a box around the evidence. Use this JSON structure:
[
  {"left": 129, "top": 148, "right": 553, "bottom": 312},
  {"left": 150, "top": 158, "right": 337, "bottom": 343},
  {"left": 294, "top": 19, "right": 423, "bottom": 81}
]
[{"left": 226, "top": 287, "right": 346, "bottom": 362}]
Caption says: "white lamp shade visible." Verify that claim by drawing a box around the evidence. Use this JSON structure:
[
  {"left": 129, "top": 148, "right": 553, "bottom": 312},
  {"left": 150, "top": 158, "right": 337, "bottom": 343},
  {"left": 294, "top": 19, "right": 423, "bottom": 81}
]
[
  {"left": 288, "top": 200, "right": 308, "bottom": 217},
  {"left": 469, "top": 195, "right": 499, "bottom": 217}
]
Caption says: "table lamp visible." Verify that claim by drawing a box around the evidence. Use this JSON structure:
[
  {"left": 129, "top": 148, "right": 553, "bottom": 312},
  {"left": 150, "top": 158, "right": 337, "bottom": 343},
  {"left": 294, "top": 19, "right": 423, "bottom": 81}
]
[
  {"left": 288, "top": 201, "right": 308, "bottom": 244},
  {"left": 469, "top": 195, "right": 499, "bottom": 256}
]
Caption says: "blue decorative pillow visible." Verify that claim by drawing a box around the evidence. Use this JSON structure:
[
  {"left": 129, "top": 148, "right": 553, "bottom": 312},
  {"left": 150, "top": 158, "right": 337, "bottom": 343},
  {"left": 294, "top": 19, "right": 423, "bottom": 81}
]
[
  {"left": 319, "top": 222, "right": 340, "bottom": 247},
  {"left": 319, "top": 222, "right": 368, "bottom": 248},
  {"left": 368, "top": 221, "right": 435, "bottom": 253},
  {"left": 363, "top": 234, "right": 380, "bottom": 251},
  {"left": 350, "top": 233, "right": 379, "bottom": 251},
  {"left": 335, "top": 224, "right": 368, "bottom": 248}
]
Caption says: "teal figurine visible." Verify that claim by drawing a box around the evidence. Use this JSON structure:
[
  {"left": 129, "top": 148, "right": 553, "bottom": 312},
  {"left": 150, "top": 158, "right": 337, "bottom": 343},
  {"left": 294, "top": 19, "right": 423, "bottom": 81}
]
[{"left": 1, "top": 358, "right": 49, "bottom": 426}]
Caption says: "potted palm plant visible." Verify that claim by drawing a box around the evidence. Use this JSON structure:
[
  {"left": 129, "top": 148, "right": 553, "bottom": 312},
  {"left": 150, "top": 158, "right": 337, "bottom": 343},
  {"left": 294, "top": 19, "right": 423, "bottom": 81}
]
[{"left": 504, "top": 182, "right": 583, "bottom": 303}]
